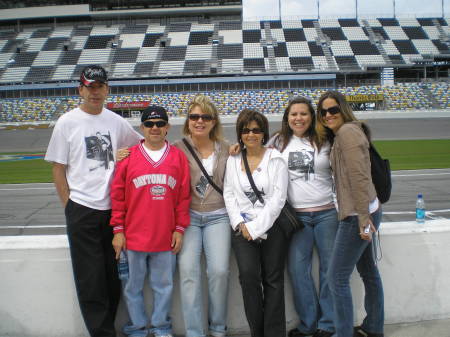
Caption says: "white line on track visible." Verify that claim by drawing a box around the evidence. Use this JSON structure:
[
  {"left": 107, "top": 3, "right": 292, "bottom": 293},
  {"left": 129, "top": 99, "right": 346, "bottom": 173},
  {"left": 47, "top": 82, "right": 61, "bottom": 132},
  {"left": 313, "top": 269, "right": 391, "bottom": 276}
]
[
  {"left": 383, "top": 209, "right": 450, "bottom": 215},
  {"left": 393, "top": 173, "right": 450, "bottom": 177},
  {"left": 0, "top": 225, "right": 66, "bottom": 229},
  {"left": 0, "top": 187, "right": 54, "bottom": 191}
]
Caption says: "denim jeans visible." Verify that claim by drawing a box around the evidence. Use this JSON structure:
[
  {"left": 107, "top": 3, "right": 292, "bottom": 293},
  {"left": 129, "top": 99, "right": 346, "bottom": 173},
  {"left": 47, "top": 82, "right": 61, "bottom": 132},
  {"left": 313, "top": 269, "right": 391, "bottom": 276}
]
[
  {"left": 328, "top": 207, "right": 384, "bottom": 337},
  {"left": 232, "top": 222, "right": 288, "bottom": 337},
  {"left": 178, "top": 211, "right": 231, "bottom": 337},
  {"left": 122, "top": 250, "right": 176, "bottom": 337},
  {"left": 288, "top": 208, "right": 338, "bottom": 334}
]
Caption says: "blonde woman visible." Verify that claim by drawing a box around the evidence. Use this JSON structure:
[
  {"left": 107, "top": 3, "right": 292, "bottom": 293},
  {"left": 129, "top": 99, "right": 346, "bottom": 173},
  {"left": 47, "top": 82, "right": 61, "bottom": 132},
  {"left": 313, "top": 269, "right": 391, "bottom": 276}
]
[{"left": 174, "top": 95, "right": 231, "bottom": 337}]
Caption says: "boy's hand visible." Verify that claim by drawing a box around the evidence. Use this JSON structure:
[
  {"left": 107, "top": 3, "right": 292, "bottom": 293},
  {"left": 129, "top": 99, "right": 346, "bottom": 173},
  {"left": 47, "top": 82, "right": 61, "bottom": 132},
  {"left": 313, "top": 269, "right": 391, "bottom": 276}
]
[
  {"left": 112, "top": 232, "right": 126, "bottom": 259},
  {"left": 171, "top": 231, "right": 183, "bottom": 254}
]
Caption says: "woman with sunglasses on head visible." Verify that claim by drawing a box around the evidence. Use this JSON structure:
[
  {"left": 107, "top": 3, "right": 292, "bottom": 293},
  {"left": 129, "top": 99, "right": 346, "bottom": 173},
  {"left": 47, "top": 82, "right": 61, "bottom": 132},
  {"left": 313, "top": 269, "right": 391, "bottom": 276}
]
[
  {"left": 316, "top": 91, "right": 384, "bottom": 337},
  {"left": 223, "top": 109, "right": 289, "bottom": 337},
  {"left": 173, "top": 95, "right": 231, "bottom": 337},
  {"left": 267, "top": 97, "right": 337, "bottom": 337}
]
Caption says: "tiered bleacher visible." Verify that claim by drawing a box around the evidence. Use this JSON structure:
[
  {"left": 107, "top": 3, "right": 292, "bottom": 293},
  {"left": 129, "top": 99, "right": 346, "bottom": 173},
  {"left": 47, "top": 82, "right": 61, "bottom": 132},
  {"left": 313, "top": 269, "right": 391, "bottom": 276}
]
[
  {"left": 0, "top": 17, "right": 449, "bottom": 83},
  {"left": 2, "top": 82, "right": 449, "bottom": 122}
]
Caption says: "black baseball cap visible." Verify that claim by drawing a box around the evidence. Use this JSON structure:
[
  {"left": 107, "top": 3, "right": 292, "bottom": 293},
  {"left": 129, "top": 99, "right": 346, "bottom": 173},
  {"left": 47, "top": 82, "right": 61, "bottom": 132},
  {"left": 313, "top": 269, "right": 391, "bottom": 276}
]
[
  {"left": 80, "top": 65, "right": 108, "bottom": 86},
  {"left": 141, "top": 105, "right": 169, "bottom": 122}
]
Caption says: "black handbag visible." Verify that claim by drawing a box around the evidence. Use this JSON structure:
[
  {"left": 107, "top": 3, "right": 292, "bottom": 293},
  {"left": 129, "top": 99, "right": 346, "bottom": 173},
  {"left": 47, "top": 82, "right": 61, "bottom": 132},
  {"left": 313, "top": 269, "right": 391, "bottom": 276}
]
[{"left": 241, "top": 149, "right": 303, "bottom": 239}]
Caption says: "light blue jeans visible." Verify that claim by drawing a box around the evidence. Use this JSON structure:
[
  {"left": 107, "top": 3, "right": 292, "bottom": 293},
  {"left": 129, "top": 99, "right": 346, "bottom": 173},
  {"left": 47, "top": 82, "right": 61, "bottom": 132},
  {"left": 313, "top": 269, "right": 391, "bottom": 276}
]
[
  {"left": 122, "top": 250, "right": 176, "bottom": 337},
  {"left": 178, "top": 211, "right": 231, "bottom": 337},
  {"left": 288, "top": 208, "right": 338, "bottom": 334},
  {"left": 328, "top": 207, "right": 384, "bottom": 337}
]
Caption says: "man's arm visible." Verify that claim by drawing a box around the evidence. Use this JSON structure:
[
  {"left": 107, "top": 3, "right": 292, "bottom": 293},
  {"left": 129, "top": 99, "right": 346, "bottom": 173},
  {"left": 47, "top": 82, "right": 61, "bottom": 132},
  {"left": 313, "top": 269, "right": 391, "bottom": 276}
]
[{"left": 52, "top": 162, "right": 69, "bottom": 207}]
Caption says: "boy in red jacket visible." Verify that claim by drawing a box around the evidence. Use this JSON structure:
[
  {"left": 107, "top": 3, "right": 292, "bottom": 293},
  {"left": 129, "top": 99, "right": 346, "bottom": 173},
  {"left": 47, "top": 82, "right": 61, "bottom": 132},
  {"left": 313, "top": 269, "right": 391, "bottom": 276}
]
[{"left": 110, "top": 105, "right": 191, "bottom": 337}]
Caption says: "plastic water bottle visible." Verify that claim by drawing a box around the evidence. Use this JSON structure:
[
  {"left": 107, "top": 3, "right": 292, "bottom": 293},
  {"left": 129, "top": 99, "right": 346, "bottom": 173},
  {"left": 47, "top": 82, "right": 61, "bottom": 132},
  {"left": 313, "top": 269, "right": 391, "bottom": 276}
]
[
  {"left": 416, "top": 194, "right": 425, "bottom": 223},
  {"left": 118, "top": 251, "right": 129, "bottom": 280}
]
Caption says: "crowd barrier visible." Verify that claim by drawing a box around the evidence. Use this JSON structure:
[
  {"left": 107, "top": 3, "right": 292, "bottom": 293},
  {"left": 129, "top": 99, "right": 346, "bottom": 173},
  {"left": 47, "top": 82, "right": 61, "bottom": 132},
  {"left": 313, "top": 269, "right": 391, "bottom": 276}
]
[{"left": 1, "top": 219, "right": 450, "bottom": 336}]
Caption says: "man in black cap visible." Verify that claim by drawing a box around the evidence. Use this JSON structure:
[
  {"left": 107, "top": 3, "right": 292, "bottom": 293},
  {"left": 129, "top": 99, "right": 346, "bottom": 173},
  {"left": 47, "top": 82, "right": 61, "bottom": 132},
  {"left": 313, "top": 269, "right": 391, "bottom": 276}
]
[
  {"left": 110, "top": 105, "right": 191, "bottom": 337},
  {"left": 45, "top": 65, "right": 142, "bottom": 337}
]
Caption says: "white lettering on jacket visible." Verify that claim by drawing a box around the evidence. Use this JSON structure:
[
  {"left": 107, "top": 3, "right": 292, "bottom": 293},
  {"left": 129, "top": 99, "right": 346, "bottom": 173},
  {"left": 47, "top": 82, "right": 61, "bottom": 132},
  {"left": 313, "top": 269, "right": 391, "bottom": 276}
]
[{"left": 132, "top": 174, "right": 177, "bottom": 189}]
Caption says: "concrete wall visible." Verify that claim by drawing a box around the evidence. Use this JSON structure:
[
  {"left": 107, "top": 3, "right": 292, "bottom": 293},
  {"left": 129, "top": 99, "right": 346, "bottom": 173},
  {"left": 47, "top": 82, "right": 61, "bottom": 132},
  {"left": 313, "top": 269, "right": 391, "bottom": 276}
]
[{"left": 1, "top": 219, "right": 450, "bottom": 337}]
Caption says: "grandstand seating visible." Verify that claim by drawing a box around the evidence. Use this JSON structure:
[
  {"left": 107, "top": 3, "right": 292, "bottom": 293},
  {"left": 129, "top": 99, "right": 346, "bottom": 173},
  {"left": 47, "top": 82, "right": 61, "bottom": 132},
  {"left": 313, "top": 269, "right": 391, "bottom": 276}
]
[
  {"left": 1, "top": 17, "right": 449, "bottom": 83},
  {"left": 2, "top": 82, "right": 449, "bottom": 123}
]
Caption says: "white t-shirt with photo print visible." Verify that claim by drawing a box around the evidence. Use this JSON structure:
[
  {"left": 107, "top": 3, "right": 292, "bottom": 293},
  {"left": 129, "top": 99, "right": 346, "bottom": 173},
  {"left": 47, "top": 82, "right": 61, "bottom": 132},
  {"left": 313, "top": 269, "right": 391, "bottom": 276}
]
[
  {"left": 45, "top": 107, "right": 142, "bottom": 210},
  {"left": 278, "top": 135, "right": 334, "bottom": 209}
]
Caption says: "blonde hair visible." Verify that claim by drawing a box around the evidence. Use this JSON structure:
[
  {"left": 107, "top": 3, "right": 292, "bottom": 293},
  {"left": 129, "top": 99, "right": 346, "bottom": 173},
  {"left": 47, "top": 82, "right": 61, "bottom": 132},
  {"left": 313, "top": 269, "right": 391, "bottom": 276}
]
[{"left": 183, "top": 95, "right": 223, "bottom": 141}]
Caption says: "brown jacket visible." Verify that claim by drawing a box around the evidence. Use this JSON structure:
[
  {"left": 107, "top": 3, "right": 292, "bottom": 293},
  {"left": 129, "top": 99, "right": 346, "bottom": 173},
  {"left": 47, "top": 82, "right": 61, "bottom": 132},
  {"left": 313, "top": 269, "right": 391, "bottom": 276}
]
[
  {"left": 173, "top": 137, "right": 229, "bottom": 213},
  {"left": 330, "top": 122, "right": 377, "bottom": 226}
]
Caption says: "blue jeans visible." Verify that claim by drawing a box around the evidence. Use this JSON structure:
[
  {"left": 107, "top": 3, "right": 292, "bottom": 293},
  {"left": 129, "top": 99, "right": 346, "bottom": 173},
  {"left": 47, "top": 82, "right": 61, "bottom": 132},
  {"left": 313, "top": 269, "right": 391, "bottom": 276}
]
[
  {"left": 288, "top": 208, "right": 338, "bottom": 334},
  {"left": 328, "top": 207, "right": 384, "bottom": 337},
  {"left": 122, "top": 250, "right": 176, "bottom": 337},
  {"left": 178, "top": 211, "right": 231, "bottom": 337}
]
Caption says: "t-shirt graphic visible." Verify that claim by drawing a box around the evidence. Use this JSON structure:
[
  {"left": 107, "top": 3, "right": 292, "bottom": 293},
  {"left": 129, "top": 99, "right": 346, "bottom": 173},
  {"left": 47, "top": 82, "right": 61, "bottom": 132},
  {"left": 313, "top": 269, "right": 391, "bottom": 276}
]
[
  {"left": 195, "top": 175, "right": 211, "bottom": 197},
  {"left": 245, "top": 189, "right": 265, "bottom": 205},
  {"left": 288, "top": 149, "right": 315, "bottom": 181},
  {"left": 85, "top": 131, "right": 114, "bottom": 171}
]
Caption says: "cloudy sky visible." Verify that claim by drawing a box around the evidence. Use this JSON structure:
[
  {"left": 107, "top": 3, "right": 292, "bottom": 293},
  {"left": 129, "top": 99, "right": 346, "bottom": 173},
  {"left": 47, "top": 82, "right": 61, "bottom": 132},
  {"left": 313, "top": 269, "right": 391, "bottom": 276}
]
[{"left": 243, "top": 0, "right": 450, "bottom": 20}]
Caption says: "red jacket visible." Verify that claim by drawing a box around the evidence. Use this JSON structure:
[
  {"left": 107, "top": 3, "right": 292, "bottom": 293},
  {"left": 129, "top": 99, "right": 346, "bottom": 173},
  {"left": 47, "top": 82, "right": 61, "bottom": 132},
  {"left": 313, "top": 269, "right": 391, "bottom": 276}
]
[{"left": 110, "top": 140, "right": 191, "bottom": 252}]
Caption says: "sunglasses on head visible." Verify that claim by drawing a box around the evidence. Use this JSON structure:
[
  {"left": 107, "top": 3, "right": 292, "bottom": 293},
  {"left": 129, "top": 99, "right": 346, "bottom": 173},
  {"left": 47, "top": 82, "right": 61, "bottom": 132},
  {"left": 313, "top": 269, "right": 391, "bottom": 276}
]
[
  {"left": 242, "top": 127, "right": 263, "bottom": 135},
  {"left": 188, "top": 114, "right": 214, "bottom": 122},
  {"left": 320, "top": 106, "right": 341, "bottom": 117},
  {"left": 143, "top": 120, "right": 167, "bottom": 128}
]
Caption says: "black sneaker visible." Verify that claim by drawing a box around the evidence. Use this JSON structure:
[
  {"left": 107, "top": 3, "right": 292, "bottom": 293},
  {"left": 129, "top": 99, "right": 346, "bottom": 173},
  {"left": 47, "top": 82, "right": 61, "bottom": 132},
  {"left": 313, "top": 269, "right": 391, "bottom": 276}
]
[
  {"left": 288, "top": 328, "right": 315, "bottom": 337},
  {"left": 353, "top": 326, "right": 384, "bottom": 337},
  {"left": 313, "top": 329, "right": 334, "bottom": 337}
]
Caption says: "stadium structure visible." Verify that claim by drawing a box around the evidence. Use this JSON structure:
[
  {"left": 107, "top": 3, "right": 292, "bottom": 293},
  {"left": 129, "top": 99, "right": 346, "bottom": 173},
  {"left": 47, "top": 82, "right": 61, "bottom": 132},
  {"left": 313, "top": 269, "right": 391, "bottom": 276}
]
[{"left": 0, "top": 0, "right": 449, "bottom": 123}]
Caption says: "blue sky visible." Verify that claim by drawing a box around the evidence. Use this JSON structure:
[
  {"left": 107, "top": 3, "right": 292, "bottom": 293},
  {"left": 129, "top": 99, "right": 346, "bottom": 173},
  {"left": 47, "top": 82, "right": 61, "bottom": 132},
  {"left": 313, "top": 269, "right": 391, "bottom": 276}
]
[{"left": 243, "top": 0, "right": 450, "bottom": 20}]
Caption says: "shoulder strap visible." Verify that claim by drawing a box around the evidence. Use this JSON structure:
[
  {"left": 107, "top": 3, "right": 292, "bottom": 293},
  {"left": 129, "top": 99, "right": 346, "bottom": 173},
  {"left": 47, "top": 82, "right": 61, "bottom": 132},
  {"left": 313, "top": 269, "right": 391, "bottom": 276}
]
[
  {"left": 242, "top": 149, "right": 264, "bottom": 204},
  {"left": 182, "top": 138, "right": 223, "bottom": 195}
]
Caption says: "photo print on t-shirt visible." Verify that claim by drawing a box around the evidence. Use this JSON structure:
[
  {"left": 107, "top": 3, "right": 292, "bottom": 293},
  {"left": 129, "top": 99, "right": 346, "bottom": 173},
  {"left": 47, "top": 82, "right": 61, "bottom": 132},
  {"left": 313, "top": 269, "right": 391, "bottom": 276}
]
[
  {"left": 288, "top": 149, "right": 315, "bottom": 181},
  {"left": 245, "top": 189, "right": 265, "bottom": 205},
  {"left": 85, "top": 131, "right": 114, "bottom": 171},
  {"left": 195, "top": 175, "right": 211, "bottom": 197}
]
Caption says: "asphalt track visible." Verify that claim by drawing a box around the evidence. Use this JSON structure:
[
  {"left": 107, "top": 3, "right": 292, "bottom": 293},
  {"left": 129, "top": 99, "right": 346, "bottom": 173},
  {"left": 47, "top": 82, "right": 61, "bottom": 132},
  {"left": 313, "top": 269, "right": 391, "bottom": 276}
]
[{"left": 0, "top": 115, "right": 450, "bottom": 235}]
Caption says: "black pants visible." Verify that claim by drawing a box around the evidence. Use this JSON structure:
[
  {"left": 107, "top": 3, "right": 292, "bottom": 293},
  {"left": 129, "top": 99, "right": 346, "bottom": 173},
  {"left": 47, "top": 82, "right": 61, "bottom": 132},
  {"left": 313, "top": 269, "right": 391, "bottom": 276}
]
[
  {"left": 232, "top": 222, "right": 288, "bottom": 337},
  {"left": 65, "top": 199, "right": 121, "bottom": 337}
]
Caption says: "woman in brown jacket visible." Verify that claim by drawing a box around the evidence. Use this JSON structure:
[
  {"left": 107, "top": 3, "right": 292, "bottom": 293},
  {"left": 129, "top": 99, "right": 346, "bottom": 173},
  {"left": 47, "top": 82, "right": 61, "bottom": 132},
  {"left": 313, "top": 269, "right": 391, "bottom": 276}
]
[{"left": 316, "top": 91, "right": 384, "bottom": 337}]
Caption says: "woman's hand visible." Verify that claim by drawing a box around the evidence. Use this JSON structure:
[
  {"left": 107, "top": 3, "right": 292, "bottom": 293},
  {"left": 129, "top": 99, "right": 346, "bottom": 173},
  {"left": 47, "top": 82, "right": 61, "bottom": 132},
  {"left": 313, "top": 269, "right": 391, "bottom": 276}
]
[
  {"left": 116, "top": 148, "right": 131, "bottom": 162},
  {"left": 229, "top": 143, "right": 241, "bottom": 156},
  {"left": 359, "top": 219, "right": 375, "bottom": 241},
  {"left": 240, "top": 223, "right": 252, "bottom": 241}
]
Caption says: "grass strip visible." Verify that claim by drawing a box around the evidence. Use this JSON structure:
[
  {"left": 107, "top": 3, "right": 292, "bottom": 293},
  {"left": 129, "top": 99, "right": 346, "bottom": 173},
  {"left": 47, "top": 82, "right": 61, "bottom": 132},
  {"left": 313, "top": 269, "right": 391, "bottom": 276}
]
[
  {"left": 373, "top": 139, "right": 450, "bottom": 170},
  {"left": 1, "top": 139, "right": 450, "bottom": 183}
]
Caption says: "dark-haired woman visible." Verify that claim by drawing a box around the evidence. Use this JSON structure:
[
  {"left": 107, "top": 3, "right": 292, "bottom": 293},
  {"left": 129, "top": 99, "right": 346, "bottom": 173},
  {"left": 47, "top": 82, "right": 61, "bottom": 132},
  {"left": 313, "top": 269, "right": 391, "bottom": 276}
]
[
  {"left": 223, "top": 109, "right": 289, "bottom": 337},
  {"left": 316, "top": 91, "right": 384, "bottom": 337},
  {"left": 269, "top": 97, "right": 337, "bottom": 337}
]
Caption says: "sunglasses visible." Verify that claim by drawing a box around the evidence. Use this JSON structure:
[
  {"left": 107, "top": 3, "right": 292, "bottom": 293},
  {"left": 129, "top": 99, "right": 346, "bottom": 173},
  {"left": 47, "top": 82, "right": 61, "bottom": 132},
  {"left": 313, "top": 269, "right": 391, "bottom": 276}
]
[
  {"left": 188, "top": 114, "right": 214, "bottom": 122},
  {"left": 143, "top": 120, "right": 167, "bottom": 128},
  {"left": 242, "top": 127, "right": 263, "bottom": 135},
  {"left": 319, "top": 106, "right": 341, "bottom": 117}
]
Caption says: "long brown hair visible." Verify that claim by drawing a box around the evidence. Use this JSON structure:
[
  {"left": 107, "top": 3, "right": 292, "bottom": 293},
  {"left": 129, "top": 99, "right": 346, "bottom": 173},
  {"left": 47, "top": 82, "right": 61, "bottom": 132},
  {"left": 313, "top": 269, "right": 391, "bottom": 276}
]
[
  {"left": 316, "top": 90, "right": 371, "bottom": 142},
  {"left": 273, "top": 96, "right": 324, "bottom": 152}
]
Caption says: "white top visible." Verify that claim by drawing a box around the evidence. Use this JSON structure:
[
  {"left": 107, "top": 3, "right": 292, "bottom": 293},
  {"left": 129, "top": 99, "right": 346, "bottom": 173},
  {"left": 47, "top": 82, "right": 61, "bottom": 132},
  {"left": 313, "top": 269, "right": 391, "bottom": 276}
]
[
  {"left": 201, "top": 152, "right": 215, "bottom": 177},
  {"left": 223, "top": 148, "right": 288, "bottom": 240},
  {"left": 45, "top": 107, "right": 142, "bottom": 210},
  {"left": 143, "top": 142, "right": 167, "bottom": 162},
  {"left": 271, "top": 135, "right": 334, "bottom": 209}
]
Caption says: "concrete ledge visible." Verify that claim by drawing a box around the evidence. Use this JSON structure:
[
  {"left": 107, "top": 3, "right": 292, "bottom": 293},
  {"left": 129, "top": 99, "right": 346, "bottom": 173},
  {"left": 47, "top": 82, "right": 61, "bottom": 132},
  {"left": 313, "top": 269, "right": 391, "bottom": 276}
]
[{"left": 1, "top": 220, "right": 450, "bottom": 337}]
